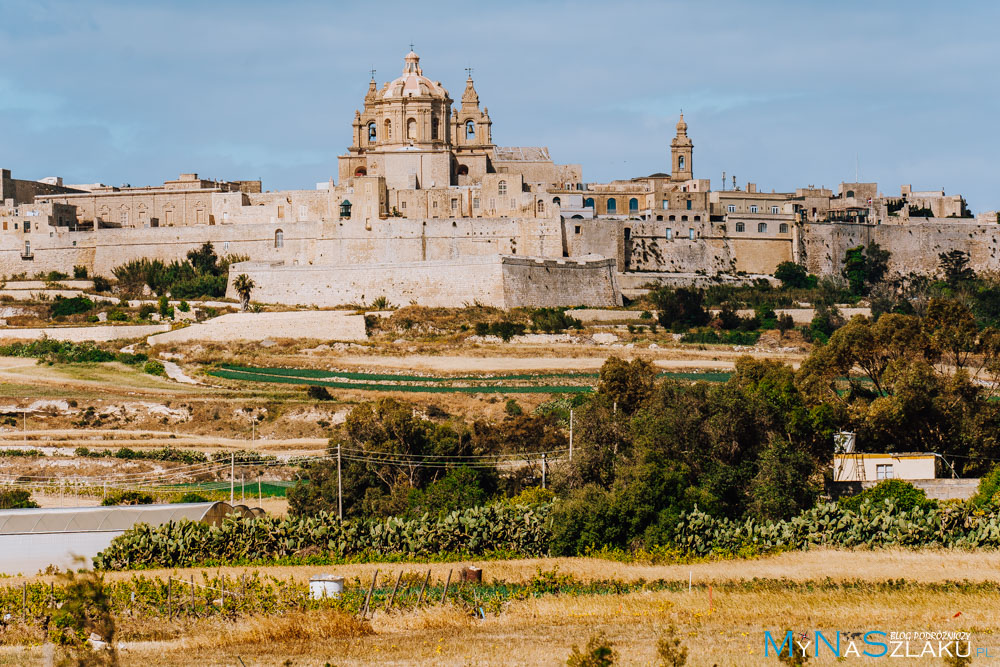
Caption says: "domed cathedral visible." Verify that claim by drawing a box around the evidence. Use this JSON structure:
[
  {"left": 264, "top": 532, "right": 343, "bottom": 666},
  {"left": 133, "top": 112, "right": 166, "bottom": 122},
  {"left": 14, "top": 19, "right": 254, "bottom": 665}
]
[{"left": 338, "top": 51, "right": 493, "bottom": 190}]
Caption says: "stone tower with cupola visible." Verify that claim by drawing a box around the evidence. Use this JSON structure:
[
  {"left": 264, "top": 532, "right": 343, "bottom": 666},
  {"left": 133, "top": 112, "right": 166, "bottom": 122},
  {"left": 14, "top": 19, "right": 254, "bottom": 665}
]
[{"left": 670, "top": 113, "right": 693, "bottom": 181}]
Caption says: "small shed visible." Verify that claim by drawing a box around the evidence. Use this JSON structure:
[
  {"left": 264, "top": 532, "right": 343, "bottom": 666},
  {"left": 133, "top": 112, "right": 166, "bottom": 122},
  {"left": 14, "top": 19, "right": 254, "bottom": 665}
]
[
  {"left": 0, "top": 502, "right": 237, "bottom": 575},
  {"left": 833, "top": 452, "right": 937, "bottom": 482}
]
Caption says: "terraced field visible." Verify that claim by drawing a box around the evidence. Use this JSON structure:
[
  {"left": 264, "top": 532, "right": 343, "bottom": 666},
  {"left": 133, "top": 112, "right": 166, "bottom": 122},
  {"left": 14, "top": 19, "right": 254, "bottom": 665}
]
[{"left": 209, "top": 364, "right": 732, "bottom": 394}]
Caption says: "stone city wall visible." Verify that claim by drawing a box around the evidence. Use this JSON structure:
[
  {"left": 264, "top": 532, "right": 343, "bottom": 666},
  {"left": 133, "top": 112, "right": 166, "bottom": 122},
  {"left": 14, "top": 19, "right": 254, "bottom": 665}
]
[
  {"left": 0, "top": 217, "right": 564, "bottom": 278},
  {"left": 801, "top": 219, "right": 1000, "bottom": 277},
  {"left": 226, "top": 254, "right": 620, "bottom": 309}
]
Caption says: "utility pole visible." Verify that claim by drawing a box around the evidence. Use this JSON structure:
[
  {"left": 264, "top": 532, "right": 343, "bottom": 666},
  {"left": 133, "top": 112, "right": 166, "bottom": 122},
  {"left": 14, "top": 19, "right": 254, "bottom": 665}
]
[
  {"left": 230, "top": 452, "right": 235, "bottom": 505},
  {"left": 569, "top": 410, "right": 574, "bottom": 461},
  {"left": 337, "top": 443, "right": 343, "bottom": 522},
  {"left": 541, "top": 453, "right": 547, "bottom": 490}
]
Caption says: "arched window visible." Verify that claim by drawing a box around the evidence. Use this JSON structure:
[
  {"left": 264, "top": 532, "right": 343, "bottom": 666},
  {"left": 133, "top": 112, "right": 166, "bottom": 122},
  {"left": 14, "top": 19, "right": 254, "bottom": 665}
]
[
  {"left": 406, "top": 118, "right": 416, "bottom": 140},
  {"left": 606, "top": 198, "right": 617, "bottom": 213},
  {"left": 466, "top": 120, "right": 475, "bottom": 138},
  {"left": 669, "top": 215, "right": 675, "bottom": 221},
  {"left": 274, "top": 229, "right": 284, "bottom": 248},
  {"left": 384, "top": 119, "right": 392, "bottom": 139},
  {"left": 498, "top": 180, "right": 507, "bottom": 196},
  {"left": 735, "top": 222, "right": 745, "bottom": 232},
  {"left": 457, "top": 164, "right": 469, "bottom": 176},
  {"left": 431, "top": 117, "right": 439, "bottom": 140},
  {"left": 629, "top": 198, "right": 639, "bottom": 212},
  {"left": 537, "top": 200, "right": 544, "bottom": 213},
  {"left": 758, "top": 222, "right": 768, "bottom": 233},
  {"left": 368, "top": 122, "right": 376, "bottom": 141},
  {"left": 584, "top": 197, "right": 594, "bottom": 208},
  {"left": 678, "top": 156, "right": 686, "bottom": 171},
  {"left": 354, "top": 167, "right": 367, "bottom": 177},
  {"left": 552, "top": 197, "right": 561, "bottom": 206},
  {"left": 846, "top": 190, "right": 855, "bottom": 198},
  {"left": 571, "top": 214, "right": 583, "bottom": 219},
  {"left": 694, "top": 215, "right": 701, "bottom": 221},
  {"left": 779, "top": 223, "right": 789, "bottom": 234}
]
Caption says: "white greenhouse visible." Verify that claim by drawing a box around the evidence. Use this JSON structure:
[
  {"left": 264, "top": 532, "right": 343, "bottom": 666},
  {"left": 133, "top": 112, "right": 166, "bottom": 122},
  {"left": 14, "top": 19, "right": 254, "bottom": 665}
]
[{"left": 0, "top": 502, "right": 252, "bottom": 574}]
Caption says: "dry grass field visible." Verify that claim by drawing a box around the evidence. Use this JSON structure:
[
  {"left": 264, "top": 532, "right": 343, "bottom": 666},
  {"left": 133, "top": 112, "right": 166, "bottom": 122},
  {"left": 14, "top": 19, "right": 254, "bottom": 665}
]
[{"left": 2, "top": 550, "right": 998, "bottom": 666}]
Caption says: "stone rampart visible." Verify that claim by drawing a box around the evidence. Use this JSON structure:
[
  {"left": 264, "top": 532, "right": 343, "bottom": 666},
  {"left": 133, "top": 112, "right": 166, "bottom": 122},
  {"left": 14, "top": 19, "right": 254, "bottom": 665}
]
[{"left": 226, "top": 255, "right": 620, "bottom": 309}]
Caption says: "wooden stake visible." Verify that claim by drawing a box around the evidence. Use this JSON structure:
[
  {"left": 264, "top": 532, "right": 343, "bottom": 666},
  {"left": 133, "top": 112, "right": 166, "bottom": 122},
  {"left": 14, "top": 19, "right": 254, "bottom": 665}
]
[
  {"left": 386, "top": 570, "right": 403, "bottom": 610},
  {"left": 361, "top": 569, "right": 378, "bottom": 618},
  {"left": 440, "top": 569, "right": 452, "bottom": 604},
  {"left": 417, "top": 569, "right": 430, "bottom": 605}
]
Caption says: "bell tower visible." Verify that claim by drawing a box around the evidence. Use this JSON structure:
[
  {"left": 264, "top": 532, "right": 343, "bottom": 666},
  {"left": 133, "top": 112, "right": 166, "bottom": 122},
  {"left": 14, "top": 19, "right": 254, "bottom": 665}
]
[{"left": 670, "top": 113, "right": 693, "bottom": 181}]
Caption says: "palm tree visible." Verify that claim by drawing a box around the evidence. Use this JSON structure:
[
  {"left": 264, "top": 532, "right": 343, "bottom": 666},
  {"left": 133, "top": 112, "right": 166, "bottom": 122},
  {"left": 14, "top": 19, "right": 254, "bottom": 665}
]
[{"left": 233, "top": 273, "right": 255, "bottom": 311}]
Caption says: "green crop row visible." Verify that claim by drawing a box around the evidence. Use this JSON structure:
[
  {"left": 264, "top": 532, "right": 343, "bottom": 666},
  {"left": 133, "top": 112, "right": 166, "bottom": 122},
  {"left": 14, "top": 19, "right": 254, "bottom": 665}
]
[{"left": 208, "top": 368, "right": 593, "bottom": 394}]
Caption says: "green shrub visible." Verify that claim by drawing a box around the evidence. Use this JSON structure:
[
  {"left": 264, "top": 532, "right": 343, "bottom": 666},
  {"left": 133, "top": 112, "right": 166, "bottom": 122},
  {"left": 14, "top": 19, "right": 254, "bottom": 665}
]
[
  {"left": 972, "top": 465, "right": 1000, "bottom": 507},
  {"left": 839, "top": 479, "right": 935, "bottom": 513},
  {"left": 566, "top": 631, "right": 617, "bottom": 667},
  {"left": 72, "top": 265, "right": 88, "bottom": 279},
  {"left": 504, "top": 398, "right": 523, "bottom": 416},
  {"left": 143, "top": 360, "right": 166, "bottom": 376},
  {"left": 157, "top": 295, "right": 174, "bottom": 319},
  {"left": 0, "top": 489, "right": 39, "bottom": 509},
  {"left": 307, "top": 385, "right": 333, "bottom": 400},
  {"left": 101, "top": 490, "right": 154, "bottom": 506},
  {"left": 137, "top": 304, "right": 156, "bottom": 320},
  {"left": 91, "top": 275, "right": 112, "bottom": 293},
  {"left": 530, "top": 307, "right": 583, "bottom": 333},
  {"left": 106, "top": 308, "right": 129, "bottom": 322},
  {"left": 173, "top": 492, "right": 209, "bottom": 503},
  {"left": 50, "top": 295, "right": 94, "bottom": 317},
  {"left": 177, "top": 300, "right": 190, "bottom": 312},
  {"left": 680, "top": 329, "right": 760, "bottom": 345}
]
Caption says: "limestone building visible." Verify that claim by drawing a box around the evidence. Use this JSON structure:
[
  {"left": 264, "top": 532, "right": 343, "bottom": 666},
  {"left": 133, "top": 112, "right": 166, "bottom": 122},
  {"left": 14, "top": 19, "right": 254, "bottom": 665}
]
[{"left": 1, "top": 50, "right": 998, "bottom": 307}]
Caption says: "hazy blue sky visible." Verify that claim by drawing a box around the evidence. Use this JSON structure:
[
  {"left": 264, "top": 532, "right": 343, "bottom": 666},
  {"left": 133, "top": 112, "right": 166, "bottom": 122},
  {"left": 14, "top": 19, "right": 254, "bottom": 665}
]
[{"left": 2, "top": 1, "right": 997, "bottom": 211}]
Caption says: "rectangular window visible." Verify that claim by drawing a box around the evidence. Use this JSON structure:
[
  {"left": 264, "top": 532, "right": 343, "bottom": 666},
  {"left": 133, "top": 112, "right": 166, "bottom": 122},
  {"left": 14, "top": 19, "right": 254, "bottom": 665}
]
[
  {"left": 686, "top": 200, "right": 692, "bottom": 210},
  {"left": 451, "top": 198, "right": 458, "bottom": 210},
  {"left": 876, "top": 464, "right": 894, "bottom": 480},
  {"left": 727, "top": 204, "right": 736, "bottom": 213},
  {"left": 489, "top": 198, "right": 496, "bottom": 209},
  {"left": 623, "top": 228, "right": 631, "bottom": 240},
  {"left": 23, "top": 221, "right": 30, "bottom": 232},
  {"left": 277, "top": 205, "right": 285, "bottom": 219},
  {"left": 750, "top": 205, "right": 759, "bottom": 213},
  {"left": 2, "top": 221, "right": 6, "bottom": 231},
  {"left": 771, "top": 206, "right": 780, "bottom": 214},
  {"left": 510, "top": 199, "right": 516, "bottom": 209},
  {"left": 688, "top": 228, "right": 694, "bottom": 240},
  {"left": 665, "top": 228, "right": 673, "bottom": 240},
  {"left": 299, "top": 205, "right": 307, "bottom": 218},
  {"left": 574, "top": 225, "right": 581, "bottom": 234},
  {"left": 432, "top": 201, "right": 438, "bottom": 208},
  {"left": 473, "top": 198, "right": 480, "bottom": 209},
  {"left": 223, "top": 241, "right": 230, "bottom": 252},
  {"left": 401, "top": 201, "right": 407, "bottom": 209},
  {"left": 120, "top": 211, "right": 128, "bottom": 226},
  {"left": 13, "top": 223, "right": 18, "bottom": 230},
  {"left": 662, "top": 199, "right": 669, "bottom": 209}
]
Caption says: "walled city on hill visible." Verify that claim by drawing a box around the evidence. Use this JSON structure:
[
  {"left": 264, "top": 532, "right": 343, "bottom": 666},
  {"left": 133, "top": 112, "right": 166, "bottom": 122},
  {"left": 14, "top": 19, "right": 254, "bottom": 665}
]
[{"left": 1, "top": 50, "right": 996, "bottom": 308}]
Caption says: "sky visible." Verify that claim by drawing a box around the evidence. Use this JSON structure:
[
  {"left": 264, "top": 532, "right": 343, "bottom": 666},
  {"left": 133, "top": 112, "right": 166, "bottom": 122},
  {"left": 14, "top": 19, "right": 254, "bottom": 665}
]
[{"left": 2, "top": 0, "right": 998, "bottom": 211}]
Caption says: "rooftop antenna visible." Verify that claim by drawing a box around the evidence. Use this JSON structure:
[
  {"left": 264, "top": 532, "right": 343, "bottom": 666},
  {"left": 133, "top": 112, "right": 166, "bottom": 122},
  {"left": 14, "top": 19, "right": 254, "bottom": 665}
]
[
  {"left": 722, "top": 171, "right": 726, "bottom": 192},
  {"left": 732, "top": 175, "right": 737, "bottom": 191}
]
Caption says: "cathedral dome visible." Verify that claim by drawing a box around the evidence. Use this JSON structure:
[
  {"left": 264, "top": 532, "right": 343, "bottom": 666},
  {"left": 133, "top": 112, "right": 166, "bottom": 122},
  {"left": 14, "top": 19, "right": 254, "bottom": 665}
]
[{"left": 381, "top": 51, "right": 449, "bottom": 99}]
